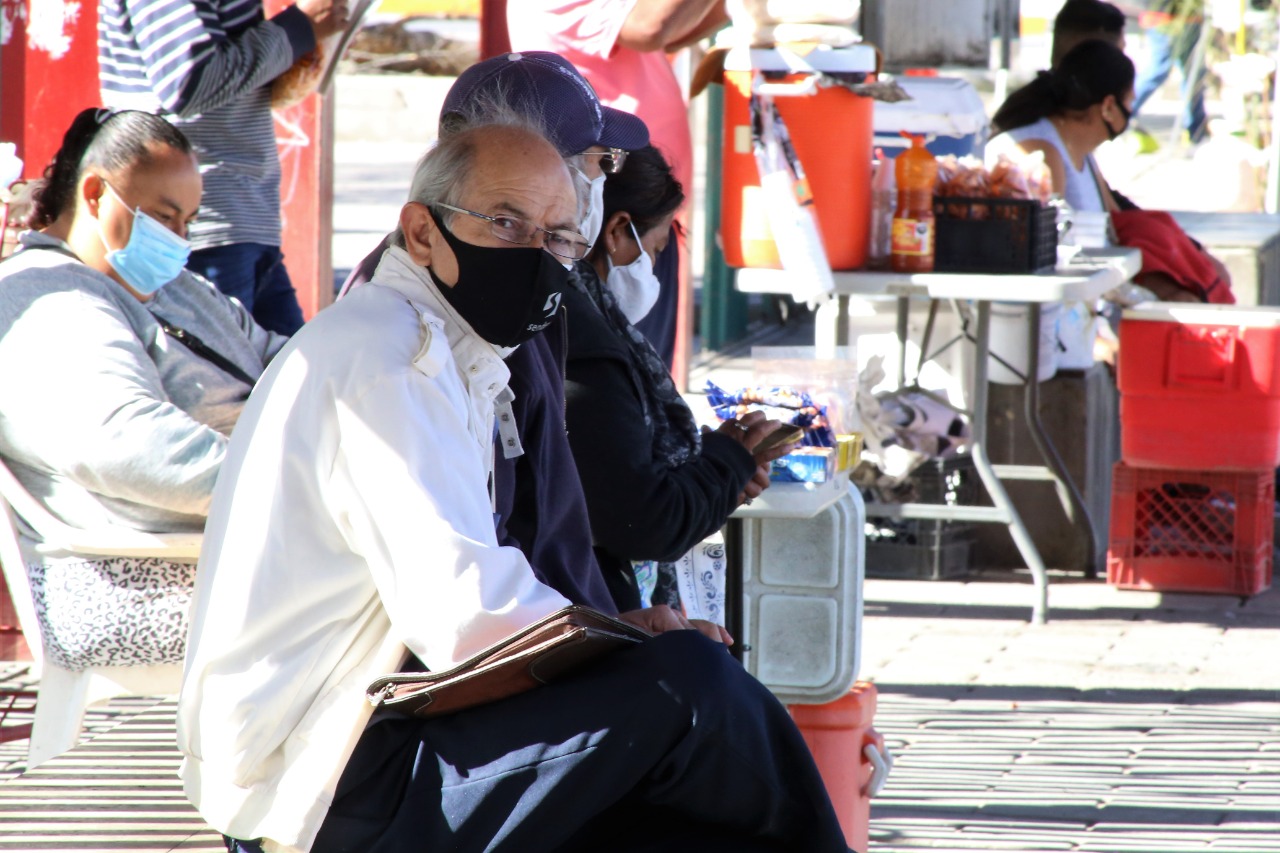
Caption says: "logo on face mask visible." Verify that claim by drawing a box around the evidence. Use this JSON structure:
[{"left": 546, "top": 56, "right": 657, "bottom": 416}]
[
  {"left": 97, "top": 182, "right": 191, "bottom": 295},
  {"left": 427, "top": 207, "right": 568, "bottom": 348},
  {"left": 605, "top": 221, "right": 661, "bottom": 325}
]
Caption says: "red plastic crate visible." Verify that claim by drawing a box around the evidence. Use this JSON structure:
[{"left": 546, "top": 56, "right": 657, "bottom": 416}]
[
  {"left": 1119, "top": 306, "right": 1280, "bottom": 470},
  {"left": 1107, "top": 463, "right": 1274, "bottom": 595}
]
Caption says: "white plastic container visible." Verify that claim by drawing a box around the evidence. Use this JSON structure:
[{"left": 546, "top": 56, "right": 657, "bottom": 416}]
[
  {"left": 728, "top": 0, "right": 859, "bottom": 25},
  {"left": 873, "top": 76, "right": 989, "bottom": 160},
  {"left": 738, "top": 488, "right": 865, "bottom": 705},
  {"left": 987, "top": 301, "right": 1060, "bottom": 385},
  {"left": 1055, "top": 300, "right": 1100, "bottom": 371}
]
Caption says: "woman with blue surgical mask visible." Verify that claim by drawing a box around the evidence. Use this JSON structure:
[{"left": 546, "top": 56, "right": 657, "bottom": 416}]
[
  {"left": 558, "top": 145, "right": 797, "bottom": 613},
  {"left": 0, "top": 108, "right": 287, "bottom": 673}
]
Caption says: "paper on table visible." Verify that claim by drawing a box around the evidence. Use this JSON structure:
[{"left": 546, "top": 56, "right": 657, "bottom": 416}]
[{"left": 750, "top": 86, "right": 835, "bottom": 309}]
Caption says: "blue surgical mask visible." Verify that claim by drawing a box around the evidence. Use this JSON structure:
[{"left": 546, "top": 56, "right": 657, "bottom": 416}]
[{"left": 98, "top": 182, "right": 191, "bottom": 295}]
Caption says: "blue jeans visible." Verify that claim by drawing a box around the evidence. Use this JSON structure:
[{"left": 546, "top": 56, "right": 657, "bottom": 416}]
[
  {"left": 188, "top": 243, "right": 305, "bottom": 336},
  {"left": 1132, "top": 26, "right": 1207, "bottom": 142},
  {"left": 225, "top": 631, "right": 851, "bottom": 853}
]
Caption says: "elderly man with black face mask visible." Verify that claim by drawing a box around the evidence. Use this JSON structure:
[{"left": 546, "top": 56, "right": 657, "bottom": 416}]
[
  {"left": 341, "top": 51, "right": 685, "bottom": 611},
  {"left": 178, "top": 117, "right": 852, "bottom": 853}
]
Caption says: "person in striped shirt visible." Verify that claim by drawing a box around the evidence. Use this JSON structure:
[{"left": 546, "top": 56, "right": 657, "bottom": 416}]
[{"left": 98, "top": 0, "right": 348, "bottom": 335}]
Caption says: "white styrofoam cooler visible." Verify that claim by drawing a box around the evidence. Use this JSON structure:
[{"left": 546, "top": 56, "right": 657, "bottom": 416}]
[
  {"left": 738, "top": 487, "right": 865, "bottom": 705},
  {"left": 873, "top": 75, "right": 989, "bottom": 159}
]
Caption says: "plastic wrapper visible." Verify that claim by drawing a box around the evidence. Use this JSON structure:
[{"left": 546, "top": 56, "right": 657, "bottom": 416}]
[
  {"left": 271, "top": 38, "right": 333, "bottom": 110},
  {"left": 851, "top": 355, "right": 971, "bottom": 499},
  {"left": 704, "top": 380, "right": 837, "bottom": 447},
  {"left": 771, "top": 447, "right": 837, "bottom": 483},
  {"left": 934, "top": 151, "right": 1053, "bottom": 216}
]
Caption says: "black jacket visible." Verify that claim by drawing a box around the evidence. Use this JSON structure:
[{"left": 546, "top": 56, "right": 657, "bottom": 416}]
[{"left": 561, "top": 284, "right": 757, "bottom": 607}]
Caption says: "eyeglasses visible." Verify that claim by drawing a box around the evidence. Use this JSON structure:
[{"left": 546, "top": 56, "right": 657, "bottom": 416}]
[
  {"left": 580, "top": 147, "right": 628, "bottom": 174},
  {"left": 433, "top": 202, "right": 591, "bottom": 261}
]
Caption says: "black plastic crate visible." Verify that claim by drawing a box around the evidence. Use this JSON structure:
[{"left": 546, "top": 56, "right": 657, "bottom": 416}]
[
  {"left": 866, "top": 520, "right": 974, "bottom": 580},
  {"left": 912, "top": 455, "right": 985, "bottom": 505},
  {"left": 933, "top": 196, "right": 1057, "bottom": 274}
]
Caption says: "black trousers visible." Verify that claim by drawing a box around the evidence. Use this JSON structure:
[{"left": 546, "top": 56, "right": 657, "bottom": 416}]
[{"left": 231, "top": 631, "right": 851, "bottom": 853}]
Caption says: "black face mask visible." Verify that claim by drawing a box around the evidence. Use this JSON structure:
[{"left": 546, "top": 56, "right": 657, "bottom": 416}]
[
  {"left": 1103, "top": 101, "right": 1131, "bottom": 142},
  {"left": 427, "top": 207, "right": 567, "bottom": 348}
]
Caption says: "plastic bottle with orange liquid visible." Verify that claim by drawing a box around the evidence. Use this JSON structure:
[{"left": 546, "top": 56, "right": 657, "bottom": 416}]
[{"left": 890, "top": 133, "right": 938, "bottom": 273}]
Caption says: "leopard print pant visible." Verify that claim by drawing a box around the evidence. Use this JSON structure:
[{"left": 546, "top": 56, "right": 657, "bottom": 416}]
[{"left": 26, "top": 557, "right": 196, "bottom": 671}]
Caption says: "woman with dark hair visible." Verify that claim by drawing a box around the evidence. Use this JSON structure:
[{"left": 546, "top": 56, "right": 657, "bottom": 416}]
[
  {"left": 987, "top": 39, "right": 1136, "bottom": 213},
  {"left": 0, "top": 108, "right": 287, "bottom": 671},
  {"left": 561, "top": 145, "right": 794, "bottom": 613}
]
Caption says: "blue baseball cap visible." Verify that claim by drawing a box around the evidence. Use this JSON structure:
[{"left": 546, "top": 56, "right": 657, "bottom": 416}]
[{"left": 441, "top": 51, "right": 650, "bottom": 156}]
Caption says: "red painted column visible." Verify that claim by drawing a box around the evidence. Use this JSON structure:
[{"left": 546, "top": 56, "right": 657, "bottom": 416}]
[
  {"left": 0, "top": 0, "right": 102, "bottom": 181},
  {"left": 478, "top": 0, "right": 511, "bottom": 59},
  {"left": 265, "top": 0, "right": 333, "bottom": 321}
]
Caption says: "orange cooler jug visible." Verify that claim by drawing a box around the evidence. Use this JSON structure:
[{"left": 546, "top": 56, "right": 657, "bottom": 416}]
[
  {"left": 790, "top": 681, "right": 888, "bottom": 853},
  {"left": 890, "top": 132, "right": 938, "bottom": 273},
  {"left": 720, "top": 46, "right": 878, "bottom": 271}
]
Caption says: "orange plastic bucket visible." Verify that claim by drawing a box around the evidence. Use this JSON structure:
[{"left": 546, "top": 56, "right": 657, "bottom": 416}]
[
  {"left": 720, "top": 46, "right": 877, "bottom": 271},
  {"left": 790, "top": 681, "right": 886, "bottom": 852}
]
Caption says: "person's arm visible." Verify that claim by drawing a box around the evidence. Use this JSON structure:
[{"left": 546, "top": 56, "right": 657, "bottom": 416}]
[
  {"left": 0, "top": 287, "right": 228, "bottom": 517},
  {"left": 564, "top": 350, "right": 755, "bottom": 563},
  {"left": 617, "top": 0, "right": 727, "bottom": 52},
  {"left": 332, "top": 367, "right": 571, "bottom": 671},
  {"left": 215, "top": 279, "right": 291, "bottom": 365},
  {"left": 112, "top": 0, "right": 341, "bottom": 118}
]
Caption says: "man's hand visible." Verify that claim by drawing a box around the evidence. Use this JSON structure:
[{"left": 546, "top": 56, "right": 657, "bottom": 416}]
[
  {"left": 616, "top": 605, "right": 733, "bottom": 646},
  {"left": 295, "top": 0, "right": 349, "bottom": 41}
]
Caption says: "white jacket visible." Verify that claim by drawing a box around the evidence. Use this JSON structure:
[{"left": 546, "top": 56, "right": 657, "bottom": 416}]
[{"left": 176, "top": 247, "right": 571, "bottom": 852}]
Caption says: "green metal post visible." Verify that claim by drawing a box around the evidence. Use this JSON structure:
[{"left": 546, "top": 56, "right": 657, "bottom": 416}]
[{"left": 700, "top": 84, "right": 750, "bottom": 351}]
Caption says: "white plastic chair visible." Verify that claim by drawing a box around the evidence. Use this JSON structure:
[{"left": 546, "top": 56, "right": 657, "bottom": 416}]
[{"left": 0, "top": 456, "right": 201, "bottom": 767}]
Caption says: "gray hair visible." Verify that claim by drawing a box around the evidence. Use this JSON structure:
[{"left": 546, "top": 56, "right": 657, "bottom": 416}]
[
  {"left": 390, "top": 102, "right": 552, "bottom": 248},
  {"left": 389, "top": 94, "right": 586, "bottom": 245}
]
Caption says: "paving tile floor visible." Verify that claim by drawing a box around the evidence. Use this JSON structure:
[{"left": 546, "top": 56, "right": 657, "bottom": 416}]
[{"left": 858, "top": 574, "right": 1280, "bottom": 853}]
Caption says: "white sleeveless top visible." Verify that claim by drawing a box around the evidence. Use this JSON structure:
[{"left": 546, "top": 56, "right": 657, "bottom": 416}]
[{"left": 986, "top": 117, "right": 1104, "bottom": 213}]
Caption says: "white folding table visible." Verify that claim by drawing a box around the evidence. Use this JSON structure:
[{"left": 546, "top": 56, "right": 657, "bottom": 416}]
[{"left": 736, "top": 248, "right": 1143, "bottom": 623}]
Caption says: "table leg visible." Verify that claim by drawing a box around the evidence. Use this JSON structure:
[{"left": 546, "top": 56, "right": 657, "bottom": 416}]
[
  {"left": 815, "top": 296, "right": 844, "bottom": 359},
  {"left": 723, "top": 517, "right": 747, "bottom": 663},
  {"left": 895, "top": 296, "right": 910, "bottom": 389},
  {"left": 972, "top": 301, "right": 1049, "bottom": 624},
  {"left": 1021, "top": 303, "right": 1102, "bottom": 577}
]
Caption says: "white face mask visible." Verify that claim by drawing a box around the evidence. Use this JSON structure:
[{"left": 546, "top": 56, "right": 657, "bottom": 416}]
[
  {"left": 606, "top": 221, "right": 661, "bottom": 325},
  {"left": 579, "top": 171, "right": 606, "bottom": 248}
]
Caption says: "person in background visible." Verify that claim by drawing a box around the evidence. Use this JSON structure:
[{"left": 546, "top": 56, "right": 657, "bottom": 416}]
[
  {"left": 987, "top": 40, "right": 1137, "bottom": 214},
  {"left": 1052, "top": 0, "right": 1128, "bottom": 66},
  {"left": 1131, "top": 0, "right": 1208, "bottom": 146},
  {"left": 180, "top": 116, "right": 851, "bottom": 853},
  {"left": 563, "top": 145, "right": 788, "bottom": 611},
  {"left": 340, "top": 50, "right": 653, "bottom": 608},
  {"left": 508, "top": 0, "right": 729, "bottom": 367},
  {"left": 0, "top": 108, "right": 286, "bottom": 672},
  {"left": 992, "top": 41, "right": 1224, "bottom": 304},
  {"left": 98, "top": 0, "right": 350, "bottom": 335}
]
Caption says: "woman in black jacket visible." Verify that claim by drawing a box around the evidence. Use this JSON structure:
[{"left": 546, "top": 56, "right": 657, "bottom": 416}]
[{"left": 562, "top": 145, "right": 794, "bottom": 613}]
